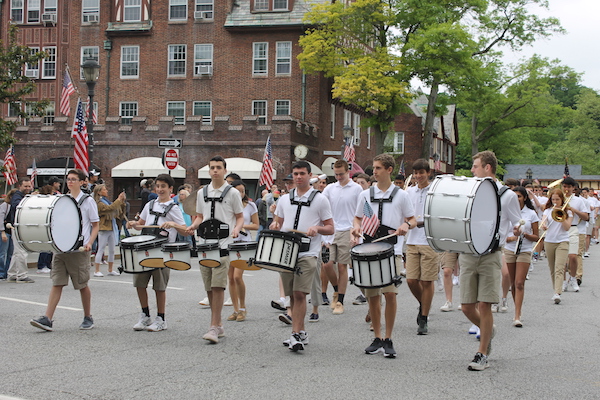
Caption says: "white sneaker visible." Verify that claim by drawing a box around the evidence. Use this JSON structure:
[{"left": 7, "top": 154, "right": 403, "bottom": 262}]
[
  {"left": 147, "top": 316, "right": 167, "bottom": 332},
  {"left": 93, "top": 271, "right": 104, "bottom": 277},
  {"left": 440, "top": 301, "right": 453, "bottom": 312},
  {"left": 224, "top": 298, "right": 233, "bottom": 306},
  {"left": 41, "top": 267, "right": 51, "bottom": 274},
  {"left": 468, "top": 324, "right": 478, "bottom": 334},
  {"left": 529, "top": 263, "right": 534, "bottom": 272},
  {"left": 107, "top": 271, "right": 120, "bottom": 276},
  {"left": 198, "top": 297, "right": 210, "bottom": 306},
  {"left": 491, "top": 304, "right": 498, "bottom": 313},
  {"left": 562, "top": 280, "right": 568, "bottom": 292},
  {"left": 552, "top": 293, "right": 561, "bottom": 304},
  {"left": 583, "top": 252, "right": 590, "bottom": 258},
  {"left": 499, "top": 298, "right": 508, "bottom": 313},
  {"left": 133, "top": 313, "right": 152, "bottom": 331},
  {"left": 452, "top": 276, "right": 459, "bottom": 286},
  {"left": 570, "top": 277, "right": 580, "bottom": 292}
]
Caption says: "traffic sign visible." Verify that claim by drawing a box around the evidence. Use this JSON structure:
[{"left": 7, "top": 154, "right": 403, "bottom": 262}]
[
  {"left": 158, "top": 138, "right": 183, "bottom": 148},
  {"left": 164, "top": 148, "right": 179, "bottom": 170}
]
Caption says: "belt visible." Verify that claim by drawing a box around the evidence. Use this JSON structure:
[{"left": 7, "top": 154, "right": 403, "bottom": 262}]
[{"left": 571, "top": 225, "right": 577, "bottom": 226}]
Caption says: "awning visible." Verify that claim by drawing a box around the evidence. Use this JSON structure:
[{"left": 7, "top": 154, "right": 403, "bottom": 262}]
[
  {"left": 320, "top": 157, "right": 364, "bottom": 176},
  {"left": 306, "top": 161, "right": 324, "bottom": 176},
  {"left": 111, "top": 157, "right": 186, "bottom": 178},
  {"left": 197, "top": 157, "right": 277, "bottom": 180}
]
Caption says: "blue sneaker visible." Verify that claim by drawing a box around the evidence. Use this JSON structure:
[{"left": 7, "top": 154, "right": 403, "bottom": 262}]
[
  {"left": 278, "top": 314, "right": 292, "bottom": 325},
  {"left": 309, "top": 313, "right": 319, "bottom": 322}
]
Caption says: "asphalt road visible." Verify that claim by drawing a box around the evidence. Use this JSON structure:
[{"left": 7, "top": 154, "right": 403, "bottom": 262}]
[{"left": 1, "top": 243, "right": 599, "bottom": 399}]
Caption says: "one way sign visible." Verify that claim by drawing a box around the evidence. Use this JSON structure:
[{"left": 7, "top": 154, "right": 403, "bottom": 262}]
[{"left": 158, "top": 138, "right": 183, "bottom": 148}]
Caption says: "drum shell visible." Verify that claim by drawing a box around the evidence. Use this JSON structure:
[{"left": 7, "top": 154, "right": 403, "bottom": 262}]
[
  {"left": 162, "top": 242, "right": 191, "bottom": 271},
  {"left": 254, "top": 230, "right": 300, "bottom": 273},
  {"left": 197, "top": 242, "right": 222, "bottom": 268},
  {"left": 119, "top": 235, "right": 159, "bottom": 273},
  {"left": 136, "top": 237, "right": 169, "bottom": 268},
  {"left": 228, "top": 241, "right": 260, "bottom": 270},
  {"left": 350, "top": 242, "right": 397, "bottom": 288}
]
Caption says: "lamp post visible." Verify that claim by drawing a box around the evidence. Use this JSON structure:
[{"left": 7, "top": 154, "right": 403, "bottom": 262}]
[
  {"left": 81, "top": 59, "right": 100, "bottom": 167},
  {"left": 526, "top": 168, "right": 533, "bottom": 180},
  {"left": 342, "top": 125, "right": 353, "bottom": 161}
]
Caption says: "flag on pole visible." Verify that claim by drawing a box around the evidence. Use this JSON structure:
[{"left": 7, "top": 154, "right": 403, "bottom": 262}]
[
  {"left": 30, "top": 158, "right": 38, "bottom": 181},
  {"left": 72, "top": 98, "right": 89, "bottom": 175},
  {"left": 564, "top": 158, "right": 570, "bottom": 178},
  {"left": 343, "top": 137, "right": 356, "bottom": 163},
  {"left": 258, "top": 136, "right": 274, "bottom": 190},
  {"left": 85, "top": 96, "right": 97, "bottom": 124},
  {"left": 60, "top": 70, "right": 75, "bottom": 116},
  {"left": 3, "top": 145, "right": 18, "bottom": 186},
  {"left": 399, "top": 159, "right": 405, "bottom": 176},
  {"left": 361, "top": 200, "right": 380, "bottom": 238}
]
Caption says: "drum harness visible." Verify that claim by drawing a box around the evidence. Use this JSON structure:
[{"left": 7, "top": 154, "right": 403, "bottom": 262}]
[
  {"left": 288, "top": 188, "right": 320, "bottom": 274},
  {"left": 202, "top": 184, "right": 233, "bottom": 256},
  {"left": 141, "top": 199, "right": 175, "bottom": 238},
  {"left": 492, "top": 185, "right": 510, "bottom": 253},
  {"left": 368, "top": 186, "right": 400, "bottom": 245}
]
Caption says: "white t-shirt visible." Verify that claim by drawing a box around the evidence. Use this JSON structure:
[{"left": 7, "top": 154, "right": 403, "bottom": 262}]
[
  {"left": 406, "top": 183, "right": 430, "bottom": 246},
  {"left": 504, "top": 206, "right": 539, "bottom": 253},
  {"left": 322, "top": 179, "right": 363, "bottom": 232},
  {"left": 274, "top": 187, "right": 333, "bottom": 258},
  {"left": 569, "top": 195, "right": 590, "bottom": 234},
  {"left": 355, "top": 183, "right": 415, "bottom": 255},
  {"left": 497, "top": 182, "right": 522, "bottom": 247},
  {"left": 543, "top": 208, "right": 571, "bottom": 243},
  {"left": 237, "top": 201, "right": 258, "bottom": 242},
  {"left": 140, "top": 198, "right": 185, "bottom": 243},
  {"left": 74, "top": 192, "right": 100, "bottom": 246},
  {"left": 196, "top": 182, "right": 244, "bottom": 248}
]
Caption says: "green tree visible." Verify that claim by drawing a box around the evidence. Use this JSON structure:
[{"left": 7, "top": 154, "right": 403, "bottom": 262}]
[{"left": 0, "top": 24, "right": 47, "bottom": 149}]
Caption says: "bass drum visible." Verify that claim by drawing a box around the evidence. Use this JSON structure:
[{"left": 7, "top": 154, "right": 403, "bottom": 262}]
[{"left": 424, "top": 175, "right": 500, "bottom": 255}]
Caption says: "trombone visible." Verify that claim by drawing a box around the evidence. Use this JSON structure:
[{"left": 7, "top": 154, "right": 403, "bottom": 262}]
[{"left": 551, "top": 194, "right": 573, "bottom": 222}]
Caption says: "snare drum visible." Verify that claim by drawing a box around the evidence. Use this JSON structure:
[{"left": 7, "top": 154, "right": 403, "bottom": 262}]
[
  {"left": 228, "top": 242, "right": 260, "bottom": 271},
  {"left": 254, "top": 230, "right": 302, "bottom": 273},
  {"left": 424, "top": 175, "right": 500, "bottom": 255},
  {"left": 162, "top": 242, "right": 191, "bottom": 271},
  {"left": 14, "top": 195, "right": 82, "bottom": 253},
  {"left": 350, "top": 242, "right": 399, "bottom": 288},
  {"left": 119, "top": 235, "right": 159, "bottom": 274},
  {"left": 197, "top": 242, "right": 222, "bottom": 268},
  {"left": 137, "top": 237, "right": 169, "bottom": 268}
]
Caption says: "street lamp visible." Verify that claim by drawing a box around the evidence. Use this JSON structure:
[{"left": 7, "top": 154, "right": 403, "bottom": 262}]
[
  {"left": 81, "top": 59, "right": 100, "bottom": 167},
  {"left": 526, "top": 168, "right": 533, "bottom": 180},
  {"left": 342, "top": 125, "right": 353, "bottom": 161}
]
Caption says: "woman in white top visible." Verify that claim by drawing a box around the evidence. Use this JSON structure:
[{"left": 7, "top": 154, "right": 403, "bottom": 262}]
[
  {"left": 227, "top": 180, "right": 259, "bottom": 322},
  {"left": 503, "top": 186, "right": 539, "bottom": 327},
  {"left": 541, "top": 189, "right": 573, "bottom": 305}
]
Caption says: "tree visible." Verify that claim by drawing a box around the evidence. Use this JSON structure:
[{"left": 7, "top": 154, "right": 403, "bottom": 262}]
[{"left": 0, "top": 24, "right": 47, "bottom": 149}]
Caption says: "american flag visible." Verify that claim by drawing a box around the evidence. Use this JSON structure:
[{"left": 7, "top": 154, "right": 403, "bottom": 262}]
[
  {"left": 361, "top": 199, "right": 379, "bottom": 237},
  {"left": 71, "top": 98, "right": 89, "bottom": 174},
  {"left": 258, "top": 136, "right": 273, "bottom": 190},
  {"left": 564, "top": 158, "right": 570, "bottom": 178},
  {"left": 399, "top": 159, "right": 405, "bottom": 176},
  {"left": 343, "top": 137, "right": 355, "bottom": 163},
  {"left": 30, "top": 158, "right": 38, "bottom": 182},
  {"left": 60, "top": 70, "right": 75, "bottom": 116},
  {"left": 3, "top": 145, "right": 18, "bottom": 186},
  {"left": 85, "top": 96, "right": 97, "bottom": 124}
]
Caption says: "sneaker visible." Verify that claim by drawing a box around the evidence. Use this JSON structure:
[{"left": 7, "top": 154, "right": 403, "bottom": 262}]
[
  {"left": 468, "top": 324, "right": 478, "bottom": 334},
  {"left": 93, "top": 271, "right": 104, "bottom": 277},
  {"left": 468, "top": 352, "right": 489, "bottom": 371},
  {"left": 332, "top": 302, "right": 344, "bottom": 315},
  {"left": 513, "top": 319, "right": 523, "bottom": 327},
  {"left": 279, "top": 314, "right": 292, "bottom": 325},
  {"left": 529, "top": 263, "right": 534, "bottom": 272},
  {"left": 16, "top": 277, "right": 35, "bottom": 283},
  {"left": 321, "top": 294, "right": 330, "bottom": 306},
  {"left": 457, "top": 304, "right": 462, "bottom": 311},
  {"left": 526, "top": 273, "right": 530, "bottom": 280},
  {"left": 399, "top": 268, "right": 407, "bottom": 277},
  {"left": 236, "top": 310, "right": 246, "bottom": 322},
  {"left": 570, "top": 277, "right": 580, "bottom": 292},
  {"left": 203, "top": 326, "right": 219, "bottom": 343},
  {"left": 7, "top": 276, "right": 17, "bottom": 282},
  {"left": 369, "top": 323, "right": 373, "bottom": 331},
  {"left": 133, "top": 313, "right": 152, "bottom": 331},
  {"left": 30, "top": 316, "right": 53, "bottom": 331},
  {"left": 288, "top": 332, "right": 305, "bottom": 351},
  {"left": 330, "top": 292, "right": 339, "bottom": 309},
  {"left": 216, "top": 325, "right": 225, "bottom": 337},
  {"left": 417, "top": 316, "right": 428, "bottom": 335},
  {"left": 79, "top": 316, "right": 94, "bottom": 330},
  {"left": 583, "top": 252, "right": 590, "bottom": 258},
  {"left": 365, "top": 338, "right": 383, "bottom": 354},
  {"left": 440, "top": 301, "right": 453, "bottom": 312},
  {"left": 227, "top": 311, "right": 239, "bottom": 321},
  {"left": 39, "top": 267, "right": 51, "bottom": 274},
  {"left": 491, "top": 304, "right": 498, "bottom": 313},
  {"left": 487, "top": 324, "right": 496, "bottom": 356},
  {"left": 107, "top": 270, "right": 120, "bottom": 276},
  {"left": 552, "top": 293, "right": 561, "bottom": 304},
  {"left": 283, "top": 331, "right": 308, "bottom": 347},
  {"left": 452, "top": 276, "right": 459, "bottom": 286},
  {"left": 562, "top": 280, "right": 568, "bottom": 292},
  {"left": 309, "top": 313, "right": 319, "bottom": 322},
  {"left": 382, "top": 338, "right": 396, "bottom": 358},
  {"left": 271, "top": 299, "right": 286, "bottom": 311},
  {"left": 499, "top": 298, "right": 508, "bottom": 313},
  {"left": 353, "top": 294, "right": 367, "bottom": 305},
  {"left": 476, "top": 328, "right": 481, "bottom": 340},
  {"left": 577, "top": 278, "right": 582, "bottom": 286},
  {"left": 147, "top": 316, "right": 167, "bottom": 332},
  {"left": 198, "top": 297, "right": 210, "bottom": 306},
  {"left": 224, "top": 297, "right": 233, "bottom": 306}
]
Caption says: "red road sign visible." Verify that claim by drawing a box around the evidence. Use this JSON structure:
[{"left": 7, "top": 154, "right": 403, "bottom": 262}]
[{"left": 164, "top": 148, "right": 179, "bottom": 170}]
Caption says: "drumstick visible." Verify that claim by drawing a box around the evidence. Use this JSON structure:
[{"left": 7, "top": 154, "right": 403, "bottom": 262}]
[
  {"left": 289, "top": 229, "right": 308, "bottom": 235},
  {"left": 136, "top": 225, "right": 162, "bottom": 229},
  {"left": 373, "top": 233, "right": 398, "bottom": 243}
]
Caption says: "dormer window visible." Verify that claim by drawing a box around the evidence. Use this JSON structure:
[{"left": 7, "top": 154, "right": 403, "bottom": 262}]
[{"left": 252, "top": 0, "right": 291, "bottom": 12}]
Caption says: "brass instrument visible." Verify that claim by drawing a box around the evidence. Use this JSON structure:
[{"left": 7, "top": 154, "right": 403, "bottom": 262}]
[
  {"left": 551, "top": 194, "right": 573, "bottom": 222},
  {"left": 547, "top": 178, "right": 564, "bottom": 189},
  {"left": 403, "top": 174, "right": 413, "bottom": 190}
]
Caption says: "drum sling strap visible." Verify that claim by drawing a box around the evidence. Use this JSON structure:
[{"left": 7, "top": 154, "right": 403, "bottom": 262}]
[
  {"left": 74, "top": 194, "right": 91, "bottom": 248},
  {"left": 493, "top": 185, "right": 510, "bottom": 253},
  {"left": 289, "top": 188, "right": 319, "bottom": 230},
  {"left": 199, "top": 185, "right": 232, "bottom": 253},
  {"left": 368, "top": 186, "right": 400, "bottom": 245},
  {"left": 141, "top": 199, "right": 175, "bottom": 238}
]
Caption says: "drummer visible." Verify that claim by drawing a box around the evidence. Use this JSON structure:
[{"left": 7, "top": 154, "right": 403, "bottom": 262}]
[
  {"left": 270, "top": 161, "right": 334, "bottom": 352},
  {"left": 351, "top": 154, "right": 416, "bottom": 358},
  {"left": 127, "top": 174, "right": 189, "bottom": 332}
]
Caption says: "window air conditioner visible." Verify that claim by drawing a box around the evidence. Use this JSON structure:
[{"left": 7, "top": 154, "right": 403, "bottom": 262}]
[
  {"left": 195, "top": 65, "right": 213, "bottom": 75},
  {"left": 41, "top": 13, "right": 57, "bottom": 24},
  {"left": 25, "top": 70, "right": 39, "bottom": 78},
  {"left": 354, "top": 137, "right": 361, "bottom": 146},
  {"left": 194, "top": 11, "right": 204, "bottom": 19},
  {"left": 87, "top": 14, "right": 100, "bottom": 23}
]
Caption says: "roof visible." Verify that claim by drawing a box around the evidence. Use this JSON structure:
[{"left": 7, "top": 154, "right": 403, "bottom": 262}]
[
  {"left": 224, "top": 0, "right": 328, "bottom": 29},
  {"left": 111, "top": 157, "right": 186, "bottom": 178},
  {"left": 504, "top": 164, "right": 600, "bottom": 181}
]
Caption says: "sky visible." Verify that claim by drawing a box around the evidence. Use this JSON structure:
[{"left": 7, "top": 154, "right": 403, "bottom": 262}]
[{"left": 503, "top": 0, "right": 600, "bottom": 91}]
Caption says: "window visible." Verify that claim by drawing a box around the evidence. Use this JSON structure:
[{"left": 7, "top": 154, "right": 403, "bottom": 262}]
[
  {"left": 274, "top": 0, "right": 288, "bottom": 10},
  {"left": 8, "top": 102, "right": 21, "bottom": 118},
  {"left": 253, "top": 42, "right": 268, "bottom": 75},
  {"left": 121, "top": 46, "right": 139, "bottom": 78},
  {"left": 80, "top": 46, "right": 99, "bottom": 79},
  {"left": 24, "top": 47, "right": 39, "bottom": 78},
  {"left": 120, "top": 102, "right": 138, "bottom": 125},
  {"left": 447, "top": 145, "right": 453, "bottom": 165},
  {"left": 42, "top": 47, "right": 56, "bottom": 79},
  {"left": 330, "top": 104, "right": 335, "bottom": 139},
  {"left": 43, "top": 102, "right": 55, "bottom": 125},
  {"left": 353, "top": 113, "right": 360, "bottom": 145},
  {"left": 254, "top": 0, "right": 268, "bottom": 10},
  {"left": 252, "top": 100, "right": 267, "bottom": 125},
  {"left": 253, "top": 0, "right": 289, "bottom": 11},
  {"left": 167, "top": 101, "right": 186, "bottom": 125},
  {"left": 195, "top": 0, "right": 213, "bottom": 19},
  {"left": 27, "top": 0, "right": 40, "bottom": 23},
  {"left": 193, "top": 101, "right": 212, "bottom": 125},
  {"left": 82, "top": 0, "right": 99, "bottom": 22},
  {"left": 367, "top": 127, "right": 371, "bottom": 149},
  {"left": 168, "top": 45, "right": 186, "bottom": 77},
  {"left": 11, "top": 0, "right": 24, "bottom": 23},
  {"left": 44, "top": 0, "right": 57, "bottom": 13},
  {"left": 276, "top": 42, "right": 291, "bottom": 75},
  {"left": 170, "top": 0, "right": 187, "bottom": 20},
  {"left": 194, "top": 44, "right": 213, "bottom": 76},
  {"left": 124, "top": 0, "right": 141, "bottom": 22},
  {"left": 394, "top": 132, "right": 404, "bottom": 154},
  {"left": 343, "top": 109, "right": 351, "bottom": 130},
  {"left": 275, "top": 100, "right": 290, "bottom": 116}
]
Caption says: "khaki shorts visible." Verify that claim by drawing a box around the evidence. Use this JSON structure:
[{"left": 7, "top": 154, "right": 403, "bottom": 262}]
[
  {"left": 330, "top": 230, "right": 352, "bottom": 264},
  {"left": 281, "top": 256, "right": 317, "bottom": 295},
  {"left": 595, "top": 217, "right": 600, "bottom": 227},
  {"left": 503, "top": 249, "right": 531, "bottom": 264},
  {"left": 200, "top": 256, "right": 229, "bottom": 290},
  {"left": 459, "top": 251, "right": 501, "bottom": 304},
  {"left": 439, "top": 252, "right": 459, "bottom": 270},
  {"left": 568, "top": 227, "right": 579, "bottom": 254},
  {"left": 51, "top": 251, "right": 91, "bottom": 290},
  {"left": 364, "top": 255, "right": 403, "bottom": 298},
  {"left": 133, "top": 268, "right": 170, "bottom": 291},
  {"left": 405, "top": 245, "right": 439, "bottom": 281}
]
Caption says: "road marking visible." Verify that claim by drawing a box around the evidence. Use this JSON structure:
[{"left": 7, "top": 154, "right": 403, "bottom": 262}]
[
  {"left": 90, "top": 278, "right": 184, "bottom": 290},
  {"left": 0, "top": 296, "right": 82, "bottom": 311}
]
